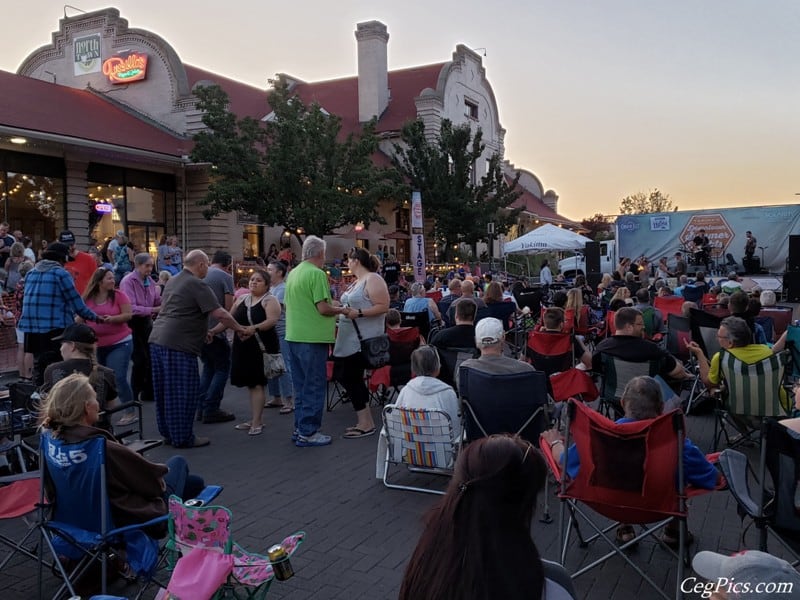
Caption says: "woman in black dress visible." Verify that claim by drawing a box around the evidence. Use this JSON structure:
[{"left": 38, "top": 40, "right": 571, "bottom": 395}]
[{"left": 227, "top": 269, "right": 281, "bottom": 436}]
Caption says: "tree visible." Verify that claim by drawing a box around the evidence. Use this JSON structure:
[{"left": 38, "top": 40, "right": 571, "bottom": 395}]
[
  {"left": 580, "top": 213, "right": 614, "bottom": 241},
  {"left": 190, "top": 77, "right": 407, "bottom": 243},
  {"left": 391, "top": 119, "right": 522, "bottom": 260},
  {"left": 618, "top": 188, "right": 676, "bottom": 215}
]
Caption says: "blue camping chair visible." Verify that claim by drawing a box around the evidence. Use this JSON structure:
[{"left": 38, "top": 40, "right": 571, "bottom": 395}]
[{"left": 38, "top": 432, "right": 168, "bottom": 599}]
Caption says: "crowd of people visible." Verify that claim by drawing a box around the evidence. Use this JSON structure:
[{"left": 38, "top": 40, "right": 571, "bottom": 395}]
[{"left": 7, "top": 227, "right": 798, "bottom": 598}]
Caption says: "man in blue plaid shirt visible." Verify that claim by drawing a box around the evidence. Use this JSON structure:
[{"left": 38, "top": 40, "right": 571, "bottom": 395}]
[{"left": 18, "top": 242, "right": 101, "bottom": 385}]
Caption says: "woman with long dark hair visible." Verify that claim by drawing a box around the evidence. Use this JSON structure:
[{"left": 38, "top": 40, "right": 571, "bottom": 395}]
[{"left": 399, "top": 435, "right": 576, "bottom": 600}]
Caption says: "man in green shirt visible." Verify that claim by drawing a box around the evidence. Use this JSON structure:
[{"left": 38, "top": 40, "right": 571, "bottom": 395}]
[{"left": 285, "top": 235, "right": 347, "bottom": 447}]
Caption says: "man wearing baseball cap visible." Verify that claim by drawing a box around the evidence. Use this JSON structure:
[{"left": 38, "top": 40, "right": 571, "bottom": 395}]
[
  {"left": 690, "top": 550, "right": 800, "bottom": 599},
  {"left": 59, "top": 230, "right": 96, "bottom": 295},
  {"left": 457, "top": 317, "right": 535, "bottom": 389},
  {"left": 18, "top": 242, "right": 102, "bottom": 386}
]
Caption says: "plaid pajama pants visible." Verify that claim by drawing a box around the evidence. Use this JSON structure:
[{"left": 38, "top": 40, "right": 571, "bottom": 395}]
[{"left": 150, "top": 343, "right": 200, "bottom": 447}]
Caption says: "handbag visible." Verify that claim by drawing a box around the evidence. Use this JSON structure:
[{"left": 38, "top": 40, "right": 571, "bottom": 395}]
[
  {"left": 246, "top": 297, "right": 286, "bottom": 380},
  {"left": 352, "top": 317, "right": 390, "bottom": 369}
]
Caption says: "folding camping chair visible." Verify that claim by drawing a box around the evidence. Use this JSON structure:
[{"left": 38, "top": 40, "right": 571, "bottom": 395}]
[
  {"left": 326, "top": 356, "right": 348, "bottom": 412},
  {"left": 458, "top": 367, "right": 551, "bottom": 444},
  {"left": 666, "top": 314, "right": 711, "bottom": 415},
  {"left": 712, "top": 349, "right": 789, "bottom": 451},
  {"left": 400, "top": 311, "right": 430, "bottom": 341},
  {"left": 689, "top": 308, "right": 723, "bottom": 361},
  {"left": 596, "top": 353, "right": 661, "bottom": 420},
  {"left": 374, "top": 326, "right": 422, "bottom": 404},
  {"left": 541, "top": 399, "right": 720, "bottom": 600},
  {"left": 526, "top": 330, "right": 574, "bottom": 376},
  {"left": 435, "top": 346, "right": 477, "bottom": 390},
  {"left": 37, "top": 432, "right": 169, "bottom": 600},
  {"left": 653, "top": 296, "right": 685, "bottom": 324},
  {"left": 0, "top": 471, "right": 46, "bottom": 570},
  {"left": 718, "top": 418, "right": 800, "bottom": 562},
  {"left": 377, "top": 406, "right": 461, "bottom": 495},
  {"left": 165, "top": 496, "right": 305, "bottom": 599},
  {"left": 487, "top": 301, "right": 517, "bottom": 331}
]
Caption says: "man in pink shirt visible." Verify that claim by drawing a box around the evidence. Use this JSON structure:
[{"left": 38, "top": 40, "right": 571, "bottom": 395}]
[{"left": 120, "top": 253, "right": 161, "bottom": 403}]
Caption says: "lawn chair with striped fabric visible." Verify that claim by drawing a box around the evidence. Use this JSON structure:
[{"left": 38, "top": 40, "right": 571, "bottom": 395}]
[
  {"left": 713, "top": 349, "right": 790, "bottom": 451},
  {"left": 379, "top": 406, "right": 460, "bottom": 495}
]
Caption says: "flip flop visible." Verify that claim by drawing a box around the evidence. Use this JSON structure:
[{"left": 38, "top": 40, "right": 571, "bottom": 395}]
[
  {"left": 279, "top": 406, "right": 294, "bottom": 414},
  {"left": 615, "top": 525, "right": 637, "bottom": 546},
  {"left": 234, "top": 422, "right": 252, "bottom": 430},
  {"left": 248, "top": 425, "right": 264, "bottom": 436},
  {"left": 264, "top": 402, "right": 282, "bottom": 409},
  {"left": 343, "top": 427, "right": 376, "bottom": 439}
]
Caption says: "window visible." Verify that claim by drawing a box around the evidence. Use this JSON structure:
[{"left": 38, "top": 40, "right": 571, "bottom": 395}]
[{"left": 464, "top": 98, "right": 478, "bottom": 120}]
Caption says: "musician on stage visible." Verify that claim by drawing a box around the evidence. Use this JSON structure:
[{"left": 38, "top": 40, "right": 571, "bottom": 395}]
[
  {"left": 692, "top": 229, "right": 711, "bottom": 270},
  {"left": 744, "top": 231, "right": 757, "bottom": 259}
]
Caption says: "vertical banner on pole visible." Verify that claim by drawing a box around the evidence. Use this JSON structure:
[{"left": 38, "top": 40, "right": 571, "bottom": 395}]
[{"left": 410, "top": 191, "right": 426, "bottom": 282}]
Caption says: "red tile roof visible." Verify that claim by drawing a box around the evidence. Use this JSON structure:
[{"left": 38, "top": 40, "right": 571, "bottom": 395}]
[
  {"left": 0, "top": 69, "right": 188, "bottom": 158},
  {"left": 510, "top": 182, "right": 578, "bottom": 226},
  {"left": 185, "top": 62, "right": 446, "bottom": 136}
]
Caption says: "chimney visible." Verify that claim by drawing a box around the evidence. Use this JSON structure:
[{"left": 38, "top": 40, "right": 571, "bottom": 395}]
[
  {"left": 355, "top": 21, "right": 390, "bottom": 123},
  {"left": 543, "top": 190, "right": 559, "bottom": 212}
]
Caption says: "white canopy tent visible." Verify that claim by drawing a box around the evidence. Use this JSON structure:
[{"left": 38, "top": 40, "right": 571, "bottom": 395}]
[{"left": 502, "top": 223, "right": 592, "bottom": 255}]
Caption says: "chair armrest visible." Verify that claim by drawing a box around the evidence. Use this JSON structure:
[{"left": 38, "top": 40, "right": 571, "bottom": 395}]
[{"left": 718, "top": 449, "right": 761, "bottom": 518}]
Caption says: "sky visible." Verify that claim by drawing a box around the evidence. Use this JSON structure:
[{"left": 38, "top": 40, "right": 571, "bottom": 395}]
[{"left": 1, "top": 1, "right": 798, "bottom": 222}]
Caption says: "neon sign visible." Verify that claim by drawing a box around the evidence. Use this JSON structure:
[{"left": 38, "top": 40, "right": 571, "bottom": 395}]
[
  {"left": 94, "top": 203, "right": 113, "bottom": 214},
  {"left": 102, "top": 52, "right": 148, "bottom": 84}
]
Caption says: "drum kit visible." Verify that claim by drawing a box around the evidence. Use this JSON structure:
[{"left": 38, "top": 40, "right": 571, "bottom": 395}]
[{"left": 679, "top": 237, "right": 721, "bottom": 273}]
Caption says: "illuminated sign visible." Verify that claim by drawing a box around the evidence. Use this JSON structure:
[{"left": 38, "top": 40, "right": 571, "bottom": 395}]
[
  {"left": 94, "top": 203, "right": 113, "bottom": 214},
  {"left": 74, "top": 34, "right": 101, "bottom": 76},
  {"left": 102, "top": 52, "right": 148, "bottom": 84}
]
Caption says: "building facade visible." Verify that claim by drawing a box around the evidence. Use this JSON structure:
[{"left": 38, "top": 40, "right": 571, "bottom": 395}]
[{"left": 0, "top": 8, "right": 573, "bottom": 263}]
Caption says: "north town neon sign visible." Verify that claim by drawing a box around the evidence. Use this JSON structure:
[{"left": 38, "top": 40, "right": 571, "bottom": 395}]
[{"left": 102, "top": 52, "right": 148, "bottom": 84}]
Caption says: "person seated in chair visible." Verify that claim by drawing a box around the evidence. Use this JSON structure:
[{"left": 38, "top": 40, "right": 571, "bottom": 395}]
[
  {"left": 687, "top": 316, "right": 787, "bottom": 391},
  {"left": 430, "top": 298, "right": 477, "bottom": 350},
  {"left": 399, "top": 434, "right": 577, "bottom": 600},
  {"left": 39, "top": 373, "right": 205, "bottom": 535},
  {"left": 728, "top": 290, "right": 767, "bottom": 345},
  {"left": 403, "top": 282, "right": 442, "bottom": 324},
  {"left": 632, "top": 289, "right": 665, "bottom": 339},
  {"left": 42, "top": 323, "right": 118, "bottom": 432},
  {"left": 540, "top": 307, "right": 592, "bottom": 369},
  {"left": 542, "top": 376, "right": 722, "bottom": 547},
  {"left": 458, "top": 318, "right": 535, "bottom": 388},
  {"left": 395, "top": 345, "right": 461, "bottom": 441},
  {"left": 437, "top": 278, "right": 462, "bottom": 324},
  {"left": 592, "top": 307, "right": 691, "bottom": 383}
]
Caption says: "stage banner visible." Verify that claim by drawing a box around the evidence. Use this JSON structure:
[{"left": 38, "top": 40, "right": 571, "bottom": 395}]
[{"left": 410, "top": 191, "right": 426, "bottom": 282}]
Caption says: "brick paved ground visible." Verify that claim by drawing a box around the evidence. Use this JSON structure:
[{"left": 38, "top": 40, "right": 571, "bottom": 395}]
[{"left": 1, "top": 372, "right": 797, "bottom": 599}]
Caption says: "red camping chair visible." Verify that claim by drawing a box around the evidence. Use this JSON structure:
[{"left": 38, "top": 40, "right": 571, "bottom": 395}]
[
  {"left": 540, "top": 400, "right": 723, "bottom": 600},
  {"left": 653, "top": 296, "right": 685, "bottom": 323},
  {"left": 369, "top": 327, "right": 421, "bottom": 404},
  {"left": 527, "top": 330, "right": 573, "bottom": 376},
  {"left": 0, "top": 473, "right": 46, "bottom": 570}
]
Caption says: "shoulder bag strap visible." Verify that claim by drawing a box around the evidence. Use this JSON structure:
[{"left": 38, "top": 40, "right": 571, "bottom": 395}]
[
  {"left": 246, "top": 296, "right": 269, "bottom": 355},
  {"left": 350, "top": 316, "right": 364, "bottom": 342}
]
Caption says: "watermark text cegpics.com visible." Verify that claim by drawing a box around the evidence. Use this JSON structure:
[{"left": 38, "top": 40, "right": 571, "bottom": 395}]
[{"left": 682, "top": 577, "right": 795, "bottom": 598}]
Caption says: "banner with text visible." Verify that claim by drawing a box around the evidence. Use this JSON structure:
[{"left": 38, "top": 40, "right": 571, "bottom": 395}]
[{"left": 410, "top": 191, "right": 426, "bottom": 282}]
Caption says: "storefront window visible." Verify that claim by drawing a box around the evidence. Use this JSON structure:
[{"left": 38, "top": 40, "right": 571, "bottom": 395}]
[
  {"left": 88, "top": 182, "right": 125, "bottom": 248},
  {"left": 242, "top": 225, "right": 262, "bottom": 259},
  {"left": 1, "top": 172, "right": 60, "bottom": 246}
]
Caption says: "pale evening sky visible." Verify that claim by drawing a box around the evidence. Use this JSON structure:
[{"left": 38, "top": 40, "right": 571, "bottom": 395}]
[{"left": 1, "top": 0, "right": 798, "bottom": 221}]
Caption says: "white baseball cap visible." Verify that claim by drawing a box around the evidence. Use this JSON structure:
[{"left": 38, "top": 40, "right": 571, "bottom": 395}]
[
  {"left": 475, "top": 317, "right": 504, "bottom": 346},
  {"left": 693, "top": 550, "right": 800, "bottom": 594}
]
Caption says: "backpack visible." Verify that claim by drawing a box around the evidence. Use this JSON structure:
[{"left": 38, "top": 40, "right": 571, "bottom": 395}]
[{"left": 640, "top": 306, "right": 657, "bottom": 338}]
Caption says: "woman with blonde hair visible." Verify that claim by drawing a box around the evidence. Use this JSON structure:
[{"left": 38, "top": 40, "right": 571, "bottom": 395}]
[
  {"left": 608, "top": 286, "right": 632, "bottom": 312},
  {"left": 39, "top": 373, "right": 204, "bottom": 532}
]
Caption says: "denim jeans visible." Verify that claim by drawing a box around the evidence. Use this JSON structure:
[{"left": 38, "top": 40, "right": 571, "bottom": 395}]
[
  {"left": 163, "top": 455, "right": 205, "bottom": 501},
  {"left": 286, "top": 342, "right": 328, "bottom": 437},
  {"left": 199, "top": 335, "right": 231, "bottom": 416},
  {"left": 97, "top": 339, "right": 133, "bottom": 406},
  {"left": 267, "top": 334, "right": 294, "bottom": 399}
]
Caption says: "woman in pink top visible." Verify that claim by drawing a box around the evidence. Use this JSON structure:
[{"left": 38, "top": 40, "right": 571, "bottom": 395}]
[{"left": 82, "top": 267, "right": 135, "bottom": 425}]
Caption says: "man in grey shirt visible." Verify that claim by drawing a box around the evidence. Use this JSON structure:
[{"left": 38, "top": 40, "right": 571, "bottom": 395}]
[
  {"left": 198, "top": 250, "right": 236, "bottom": 424},
  {"left": 458, "top": 317, "right": 534, "bottom": 390}
]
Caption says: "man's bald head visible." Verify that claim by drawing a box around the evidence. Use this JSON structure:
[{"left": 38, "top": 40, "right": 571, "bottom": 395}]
[{"left": 184, "top": 249, "right": 209, "bottom": 277}]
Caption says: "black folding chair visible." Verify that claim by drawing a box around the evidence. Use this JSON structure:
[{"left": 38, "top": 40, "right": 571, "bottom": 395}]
[{"left": 400, "top": 311, "right": 430, "bottom": 341}]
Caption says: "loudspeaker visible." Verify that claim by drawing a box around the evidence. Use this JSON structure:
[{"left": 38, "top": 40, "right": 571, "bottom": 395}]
[
  {"left": 784, "top": 272, "right": 800, "bottom": 302},
  {"left": 743, "top": 256, "right": 760, "bottom": 275},
  {"left": 584, "top": 242, "right": 601, "bottom": 274},
  {"left": 789, "top": 235, "right": 800, "bottom": 271},
  {"left": 584, "top": 242, "right": 602, "bottom": 290}
]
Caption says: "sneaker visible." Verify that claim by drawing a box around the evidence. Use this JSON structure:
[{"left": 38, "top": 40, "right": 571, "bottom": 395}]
[
  {"left": 202, "top": 410, "right": 236, "bottom": 424},
  {"left": 174, "top": 436, "right": 211, "bottom": 448},
  {"left": 295, "top": 432, "right": 332, "bottom": 447},
  {"left": 291, "top": 429, "right": 299, "bottom": 442},
  {"left": 117, "top": 413, "right": 139, "bottom": 427}
]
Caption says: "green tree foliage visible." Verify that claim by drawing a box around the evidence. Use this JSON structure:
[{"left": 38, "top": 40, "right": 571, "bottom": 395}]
[
  {"left": 580, "top": 213, "right": 614, "bottom": 240},
  {"left": 391, "top": 119, "right": 522, "bottom": 259},
  {"left": 619, "top": 188, "right": 676, "bottom": 215},
  {"left": 191, "top": 77, "right": 407, "bottom": 241}
]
